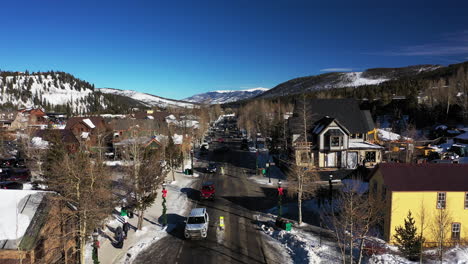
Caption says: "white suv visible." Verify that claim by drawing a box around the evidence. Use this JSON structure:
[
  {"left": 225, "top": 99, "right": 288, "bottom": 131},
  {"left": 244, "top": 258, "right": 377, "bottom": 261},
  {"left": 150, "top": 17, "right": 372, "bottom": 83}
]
[{"left": 184, "top": 208, "right": 209, "bottom": 239}]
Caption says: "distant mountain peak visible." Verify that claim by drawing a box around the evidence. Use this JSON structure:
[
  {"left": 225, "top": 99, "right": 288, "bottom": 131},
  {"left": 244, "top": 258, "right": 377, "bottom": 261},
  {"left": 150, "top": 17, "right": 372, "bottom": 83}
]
[{"left": 184, "top": 87, "right": 270, "bottom": 104}]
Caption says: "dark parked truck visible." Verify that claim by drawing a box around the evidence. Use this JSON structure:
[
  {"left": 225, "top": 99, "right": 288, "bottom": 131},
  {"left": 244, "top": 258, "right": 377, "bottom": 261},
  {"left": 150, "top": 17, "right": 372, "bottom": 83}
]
[{"left": 200, "top": 182, "right": 215, "bottom": 200}]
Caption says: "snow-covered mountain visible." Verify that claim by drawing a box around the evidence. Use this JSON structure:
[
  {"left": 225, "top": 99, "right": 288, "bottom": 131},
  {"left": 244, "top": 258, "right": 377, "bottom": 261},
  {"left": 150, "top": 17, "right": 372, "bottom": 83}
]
[
  {"left": 258, "top": 64, "right": 442, "bottom": 99},
  {"left": 184, "top": 87, "right": 269, "bottom": 104},
  {"left": 0, "top": 71, "right": 195, "bottom": 114},
  {"left": 98, "top": 88, "right": 197, "bottom": 108},
  {"left": 0, "top": 71, "right": 105, "bottom": 114}
]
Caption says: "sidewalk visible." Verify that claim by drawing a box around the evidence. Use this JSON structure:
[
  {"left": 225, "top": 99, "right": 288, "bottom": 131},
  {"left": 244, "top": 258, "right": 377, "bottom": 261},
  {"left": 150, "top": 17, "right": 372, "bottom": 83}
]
[
  {"left": 85, "top": 169, "right": 197, "bottom": 264},
  {"left": 249, "top": 151, "right": 287, "bottom": 186}
]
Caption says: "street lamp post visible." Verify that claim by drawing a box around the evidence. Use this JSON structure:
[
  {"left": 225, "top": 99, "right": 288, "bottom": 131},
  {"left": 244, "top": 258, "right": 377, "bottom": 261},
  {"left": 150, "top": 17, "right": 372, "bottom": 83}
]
[
  {"left": 256, "top": 150, "right": 259, "bottom": 175},
  {"left": 277, "top": 180, "right": 283, "bottom": 217},
  {"left": 190, "top": 148, "right": 194, "bottom": 176},
  {"left": 266, "top": 163, "right": 270, "bottom": 183},
  {"left": 329, "top": 174, "right": 333, "bottom": 206},
  {"left": 92, "top": 229, "right": 99, "bottom": 264}
]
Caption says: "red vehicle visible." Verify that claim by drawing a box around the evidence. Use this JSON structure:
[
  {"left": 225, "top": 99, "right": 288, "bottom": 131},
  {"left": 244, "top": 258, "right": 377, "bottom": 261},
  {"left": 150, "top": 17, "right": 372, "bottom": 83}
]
[
  {"left": 200, "top": 182, "right": 215, "bottom": 201},
  {"left": 218, "top": 138, "right": 224, "bottom": 143}
]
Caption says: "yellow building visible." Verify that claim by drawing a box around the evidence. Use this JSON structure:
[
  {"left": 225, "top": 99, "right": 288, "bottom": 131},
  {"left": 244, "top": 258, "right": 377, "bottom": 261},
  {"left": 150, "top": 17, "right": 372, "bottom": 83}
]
[{"left": 370, "top": 163, "right": 468, "bottom": 245}]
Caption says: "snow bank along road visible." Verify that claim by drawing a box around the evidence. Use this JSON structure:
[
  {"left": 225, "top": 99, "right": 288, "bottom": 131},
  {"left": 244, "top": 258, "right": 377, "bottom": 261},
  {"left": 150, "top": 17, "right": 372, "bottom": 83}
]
[{"left": 134, "top": 137, "right": 285, "bottom": 264}]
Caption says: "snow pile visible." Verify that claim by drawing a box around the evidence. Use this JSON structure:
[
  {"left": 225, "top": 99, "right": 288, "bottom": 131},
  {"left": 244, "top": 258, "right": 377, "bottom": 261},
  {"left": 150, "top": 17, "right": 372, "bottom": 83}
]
[
  {"left": 368, "top": 254, "right": 415, "bottom": 264},
  {"left": 263, "top": 228, "right": 340, "bottom": 264},
  {"left": 31, "top": 136, "right": 49, "bottom": 149}
]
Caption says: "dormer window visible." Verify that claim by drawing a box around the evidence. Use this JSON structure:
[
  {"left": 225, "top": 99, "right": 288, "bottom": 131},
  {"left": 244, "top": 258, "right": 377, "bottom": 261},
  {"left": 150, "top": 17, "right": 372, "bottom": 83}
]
[
  {"left": 331, "top": 136, "right": 342, "bottom": 147},
  {"left": 327, "top": 129, "right": 344, "bottom": 147}
]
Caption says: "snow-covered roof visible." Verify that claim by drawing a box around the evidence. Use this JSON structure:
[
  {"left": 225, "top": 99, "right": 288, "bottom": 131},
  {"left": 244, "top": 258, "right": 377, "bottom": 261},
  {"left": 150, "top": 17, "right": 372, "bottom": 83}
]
[
  {"left": 82, "top": 118, "right": 95, "bottom": 129},
  {"left": 173, "top": 134, "right": 183, "bottom": 145},
  {"left": 0, "top": 190, "right": 48, "bottom": 248},
  {"left": 349, "top": 141, "right": 384, "bottom": 149},
  {"left": 455, "top": 132, "right": 468, "bottom": 140},
  {"left": 81, "top": 132, "right": 90, "bottom": 139},
  {"left": 377, "top": 129, "right": 410, "bottom": 142},
  {"left": 31, "top": 137, "right": 49, "bottom": 149}
]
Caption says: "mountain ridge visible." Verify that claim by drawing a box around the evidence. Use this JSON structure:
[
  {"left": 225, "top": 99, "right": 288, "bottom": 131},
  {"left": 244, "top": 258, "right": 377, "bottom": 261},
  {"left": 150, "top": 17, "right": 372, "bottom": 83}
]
[{"left": 184, "top": 87, "right": 269, "bottom": 104}]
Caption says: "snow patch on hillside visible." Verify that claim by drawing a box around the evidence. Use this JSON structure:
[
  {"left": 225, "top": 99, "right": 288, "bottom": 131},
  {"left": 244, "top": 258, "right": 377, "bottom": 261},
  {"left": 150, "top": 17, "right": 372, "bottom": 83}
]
[
  {"left": 99, "top": 88, "right": 196, "bottom": 108},
  {"left": 338, "top": 72, "right": 389, "bottom": 87}
]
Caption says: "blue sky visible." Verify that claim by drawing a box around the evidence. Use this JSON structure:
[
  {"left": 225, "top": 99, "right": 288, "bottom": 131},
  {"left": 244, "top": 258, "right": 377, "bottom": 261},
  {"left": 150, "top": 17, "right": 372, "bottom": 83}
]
[{"left": 1, "top": 0, "right": 467, "bottom": 99}]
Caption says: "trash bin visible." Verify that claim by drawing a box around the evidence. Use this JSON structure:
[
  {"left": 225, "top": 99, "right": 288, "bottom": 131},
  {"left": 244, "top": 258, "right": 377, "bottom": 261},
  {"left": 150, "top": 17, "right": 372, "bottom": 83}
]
[
  {"left": 285, "top": 222, "right": 292, "bottom": 231},
  {"left": 187, "top": 169, "right": 193, "bottom": 175}
]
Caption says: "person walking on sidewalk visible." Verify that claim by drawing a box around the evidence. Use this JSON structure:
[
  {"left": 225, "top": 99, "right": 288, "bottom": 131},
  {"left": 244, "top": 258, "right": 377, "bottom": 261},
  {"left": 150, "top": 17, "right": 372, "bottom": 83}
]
[
  {"left": 115, "top": 226, "right": 124, "bottom": 248},
  {"left": 123, "top": 220, "right": 130, "bottom": 239}
]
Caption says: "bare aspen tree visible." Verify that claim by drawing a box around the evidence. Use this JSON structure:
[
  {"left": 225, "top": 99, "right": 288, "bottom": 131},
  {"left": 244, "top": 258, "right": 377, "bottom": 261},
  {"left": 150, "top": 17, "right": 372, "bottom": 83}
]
[
  {"left": 325, "top": 180, "right": 384, "bottom": 264},
  {"left": 44, "top": 137, "right": 113, "bottom": 264},
  {"left": 123, "top": 140, "right": 167, "bottom": 230},
  {"left": 287, "top": 162, "right": 319, "bottom": 225},
  {"left": 430, "top": 207, "right": 452, "bottom": 263},
  {"left": 417, "top": 202, "right": 428, "bottom": 264}
]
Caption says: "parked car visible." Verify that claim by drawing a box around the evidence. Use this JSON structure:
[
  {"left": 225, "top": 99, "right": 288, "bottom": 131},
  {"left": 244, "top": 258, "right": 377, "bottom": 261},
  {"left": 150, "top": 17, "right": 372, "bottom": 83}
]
[
  {"left": 217, "top": 138, "right": 224, "bottom": 143},
  {"left": 184, "top": 208, "right": 209, "bottom": 239},
  {"left": 206, "top": 162, "right": 217, "bottom": 173},
  {"left": 200, "top": 182, "right": 215, "bottom": 200},
  {"left": 0, "top": 181, "right": 23, "bottom": 190},
  {"left": 5, "top": 168, "right": 31, "bottom": 182},
  {"left": 0, "top": 158, "right": 16, "bottom": 168}
]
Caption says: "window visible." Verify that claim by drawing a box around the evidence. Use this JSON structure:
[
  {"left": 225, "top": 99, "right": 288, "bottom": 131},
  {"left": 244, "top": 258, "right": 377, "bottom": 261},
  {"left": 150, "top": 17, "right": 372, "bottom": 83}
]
[
  {"left": 331, "top": 136, "right": 342, "bottom": 147},
  {"left": 437, "top": 192, "right": 446, "bottom": 209},
  {"left": 452, "top": 223, "right": 461, "bottom": 240},
  {"left": 382, "top": 186, "right": 387, "bottom": 200},
  {"left": 300, "top": 151, "right": 311, "bottom": 163},
  {"left": 365, "top": 151, "right": 376, "bottom": 162},
  {"left": 372, "top": 182, "right": 378, "bottom": 198},
  {"left": 465, "top": 193, "right": 468, "bottom": 209}
]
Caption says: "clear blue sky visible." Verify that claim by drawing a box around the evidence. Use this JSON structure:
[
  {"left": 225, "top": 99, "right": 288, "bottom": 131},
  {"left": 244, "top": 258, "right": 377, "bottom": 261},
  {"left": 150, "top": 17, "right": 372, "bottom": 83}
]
[{"left": 1, "top": 0, "right": 467, "bottom": 99}]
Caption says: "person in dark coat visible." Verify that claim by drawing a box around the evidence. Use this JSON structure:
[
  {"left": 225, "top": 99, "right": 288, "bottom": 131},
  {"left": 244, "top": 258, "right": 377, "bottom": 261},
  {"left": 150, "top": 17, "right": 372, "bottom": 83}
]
[
  {"left": 123, "top": 220, "right": 130, "bottom": 239},
  {"left": 115, "top": 226, "right": 124, "bottom": 248}
]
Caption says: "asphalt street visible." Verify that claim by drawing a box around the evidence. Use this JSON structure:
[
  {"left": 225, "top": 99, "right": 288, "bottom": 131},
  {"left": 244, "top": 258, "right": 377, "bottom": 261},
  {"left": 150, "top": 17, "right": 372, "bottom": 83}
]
[{"left": 134, "top": 135, "right": 283, "bottom": 264}]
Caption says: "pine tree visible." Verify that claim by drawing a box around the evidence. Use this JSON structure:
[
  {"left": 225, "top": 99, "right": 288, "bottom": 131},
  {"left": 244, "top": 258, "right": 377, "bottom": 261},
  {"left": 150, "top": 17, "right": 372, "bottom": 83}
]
[{"left": 393, "top": 211, "right": 424, "bottom": 261}]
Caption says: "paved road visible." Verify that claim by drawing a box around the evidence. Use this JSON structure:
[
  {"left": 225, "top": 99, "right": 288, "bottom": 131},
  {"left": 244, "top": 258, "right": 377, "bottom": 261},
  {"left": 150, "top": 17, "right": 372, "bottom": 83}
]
[{"left": 134, "top": 136, "right": 283, "bottom": 264}]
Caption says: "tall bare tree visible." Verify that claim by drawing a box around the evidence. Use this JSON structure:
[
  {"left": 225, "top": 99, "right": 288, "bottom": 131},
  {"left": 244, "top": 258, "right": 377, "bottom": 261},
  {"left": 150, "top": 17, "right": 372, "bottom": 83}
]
[
  {"left": 430, "top": 207, "right": 453, "bottom": 263},
  {"left": 287, "top": 162, "right": 319, "bottom": 225},
  {"left": 123, "top": 141, "right": 167, "bottom": 230},
  {"left": 325, "top": 180, "right": 384, "bottom": 264},
  {"left": 44, "top": 138, "right": 113, "bottom": 264}
]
